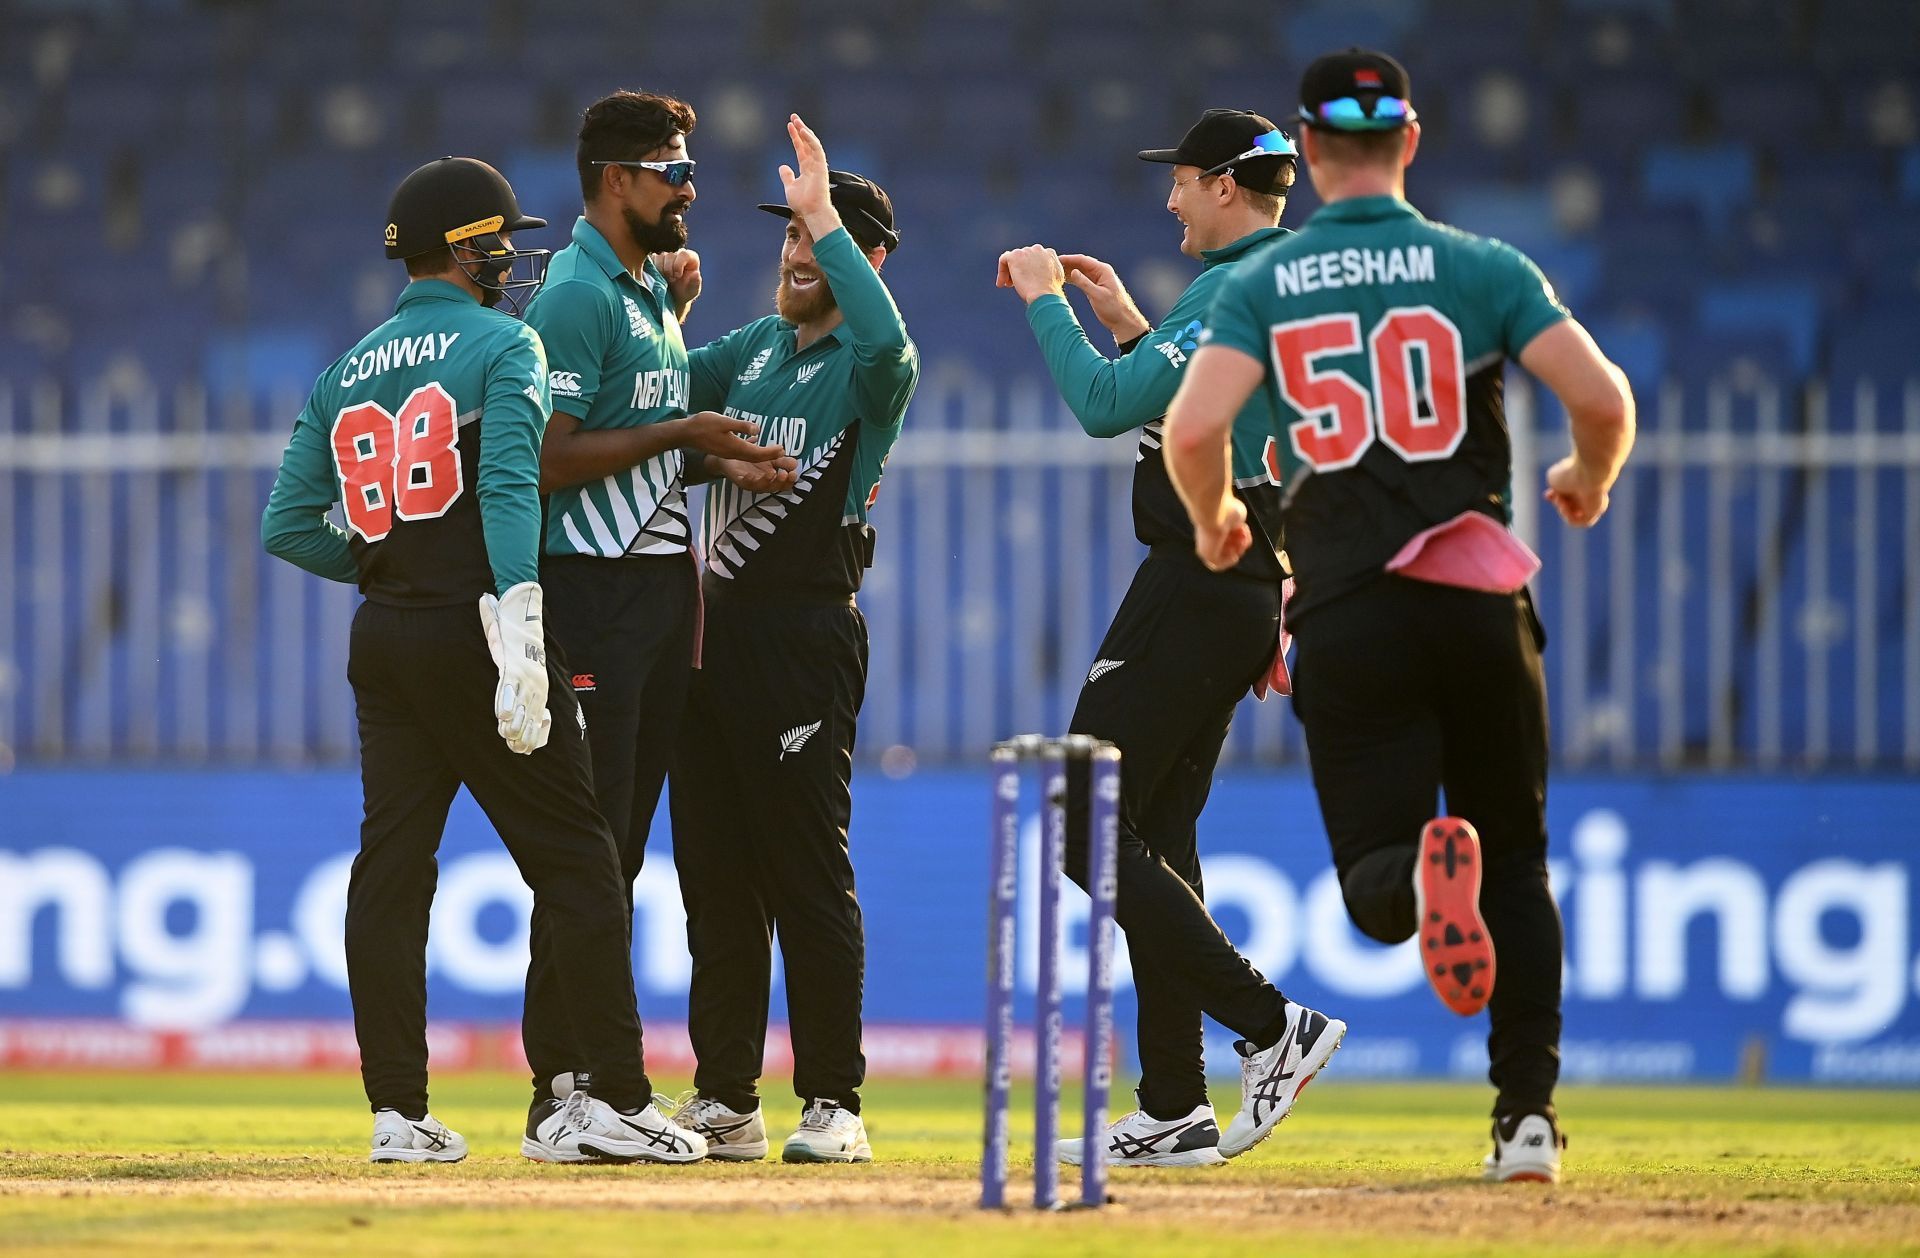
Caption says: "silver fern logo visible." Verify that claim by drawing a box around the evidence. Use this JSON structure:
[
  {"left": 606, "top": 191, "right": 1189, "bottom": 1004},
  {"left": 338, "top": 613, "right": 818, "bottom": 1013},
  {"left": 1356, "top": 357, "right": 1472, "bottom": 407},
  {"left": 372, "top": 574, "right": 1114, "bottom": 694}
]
[
  {"left": 1088, "top": 658, "right": 1125, "bottom": 683},
  {"left": 793, "top": 361, "right": 825, "bottom": 387},
  {"left": 738, "top": 347, "right": 773, "bottom": 383},
  {"left": 779, "top": 720, "right": 823, "bottom": 760}
]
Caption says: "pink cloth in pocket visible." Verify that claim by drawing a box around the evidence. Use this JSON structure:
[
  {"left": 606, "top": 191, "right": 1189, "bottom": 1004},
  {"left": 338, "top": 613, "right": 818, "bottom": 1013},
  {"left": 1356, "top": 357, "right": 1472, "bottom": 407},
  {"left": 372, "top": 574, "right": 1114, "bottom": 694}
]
[
  {"left": 1385, "top": 510, "right": 1540, "bottom": 594},
  {"left": 1252, "top": 577, "right": 1295, "bottom": 701}
]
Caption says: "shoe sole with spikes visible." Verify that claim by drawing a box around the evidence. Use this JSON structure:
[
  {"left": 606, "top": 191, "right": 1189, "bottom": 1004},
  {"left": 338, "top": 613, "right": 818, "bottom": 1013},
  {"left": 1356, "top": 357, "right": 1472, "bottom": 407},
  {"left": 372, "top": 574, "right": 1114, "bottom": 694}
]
[{"left": 1416, "top": 817, "right": 1495, "bottom": 1016}]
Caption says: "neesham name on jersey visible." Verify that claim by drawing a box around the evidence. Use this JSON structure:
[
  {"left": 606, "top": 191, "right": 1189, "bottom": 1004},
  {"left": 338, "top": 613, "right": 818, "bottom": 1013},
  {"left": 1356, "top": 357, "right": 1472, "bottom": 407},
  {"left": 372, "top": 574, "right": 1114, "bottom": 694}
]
[
  {"left": 1272, "top": 244, "right": 1436, "bottom": 296},
  {"left": 339, "top": 333, "right": 462, "bottom": 386}
]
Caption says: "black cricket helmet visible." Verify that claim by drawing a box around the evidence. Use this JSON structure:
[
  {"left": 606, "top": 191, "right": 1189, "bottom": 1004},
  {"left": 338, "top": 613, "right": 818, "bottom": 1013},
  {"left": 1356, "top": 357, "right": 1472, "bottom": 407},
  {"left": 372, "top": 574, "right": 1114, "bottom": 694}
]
[{"left": 385, "top": 156, "right": 550, "bottom": 314}]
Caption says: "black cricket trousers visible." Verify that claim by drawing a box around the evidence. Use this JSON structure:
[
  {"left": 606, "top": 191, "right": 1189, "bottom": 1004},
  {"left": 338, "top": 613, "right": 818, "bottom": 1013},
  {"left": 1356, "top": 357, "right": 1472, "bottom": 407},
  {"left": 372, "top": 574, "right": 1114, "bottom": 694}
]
[
  {"left": 1289, "top": 574, "right": 1562, "bottom": 1119},
  {"left": 1064, "top": 545, "right": 1294, "bottom": 1120},
  {"left": 522, "top": 551, "right": 699, "bottom": 1099},
  {"left": 345, "top": 599, "right": 649, "bottom": 1117},
  {"left": 670, "top": 596, "right": 869, "bottom": 1115}
]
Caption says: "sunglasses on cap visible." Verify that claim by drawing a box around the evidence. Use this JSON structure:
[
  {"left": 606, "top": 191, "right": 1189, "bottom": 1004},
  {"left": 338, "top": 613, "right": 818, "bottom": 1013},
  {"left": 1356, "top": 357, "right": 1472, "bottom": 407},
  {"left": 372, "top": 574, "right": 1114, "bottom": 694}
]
[
  {"left": 1302, "top": 96, "right": 1417, "bottom": 130},
  {"left": 1200, "top": 128, "right": 1299, "bottom": 178},
  {"left": 590, "top": 158, "right": 698, "bottom": 186}
]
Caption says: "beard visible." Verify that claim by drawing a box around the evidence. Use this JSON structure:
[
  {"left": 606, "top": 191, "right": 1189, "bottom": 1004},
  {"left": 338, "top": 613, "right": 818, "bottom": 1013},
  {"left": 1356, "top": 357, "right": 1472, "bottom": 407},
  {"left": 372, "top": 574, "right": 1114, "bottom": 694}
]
[
  {"left": 623, "top": 202, "right": 688, "bottom": 254},
  {"left": 774, "top": 272, "right": 838, "bottom": 324}
]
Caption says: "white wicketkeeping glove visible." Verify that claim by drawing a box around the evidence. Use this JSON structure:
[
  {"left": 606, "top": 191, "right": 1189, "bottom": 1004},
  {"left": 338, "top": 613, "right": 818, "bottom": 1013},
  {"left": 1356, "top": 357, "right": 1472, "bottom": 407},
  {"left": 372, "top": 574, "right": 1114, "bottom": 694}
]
[{"left": 478, "top": 581, "right": 552, "bottom": 755}]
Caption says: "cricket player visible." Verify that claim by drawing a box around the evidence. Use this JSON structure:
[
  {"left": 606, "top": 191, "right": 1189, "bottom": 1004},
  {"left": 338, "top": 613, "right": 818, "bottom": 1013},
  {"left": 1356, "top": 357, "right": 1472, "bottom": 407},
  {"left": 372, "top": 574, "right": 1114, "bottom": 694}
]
[
  {"left": 996, "top": 109, "right": 1347, "bottom": 1167},
  {"left": 667, "top": 116, "right": 917, "bottom": 1164},
  {"left": 1165, "top": 49, "right": 1636, "bottom": 1183},
  {"left": 520, "top": 90, "right": 784, "bottom": 1129},
  {"left": 260, "top": 156, "right": 706, "bottom": 1164}
]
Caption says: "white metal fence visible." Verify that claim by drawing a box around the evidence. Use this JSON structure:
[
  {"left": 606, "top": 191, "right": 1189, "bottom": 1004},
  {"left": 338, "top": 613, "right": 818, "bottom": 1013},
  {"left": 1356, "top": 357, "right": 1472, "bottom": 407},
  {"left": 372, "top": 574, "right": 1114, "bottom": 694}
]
[{"left": 1, "top": 366, "right": 1916, "bottom": 770}]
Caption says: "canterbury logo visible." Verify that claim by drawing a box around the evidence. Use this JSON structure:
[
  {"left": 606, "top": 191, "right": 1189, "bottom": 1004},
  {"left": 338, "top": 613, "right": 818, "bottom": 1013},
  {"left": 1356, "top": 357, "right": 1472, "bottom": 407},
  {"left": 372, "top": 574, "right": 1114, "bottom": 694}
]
[
  {"left": 779, "top": 721, "right": 823, "bottom": 760},
  {"left": 570, "top": 673, "right": 596, "bottom": 692},
  {"left": 794, "top": 361, "right": 825, "bottom": 386},
  {"left": 1088, "top": 658, "right": 1125, "bottom": 683}
]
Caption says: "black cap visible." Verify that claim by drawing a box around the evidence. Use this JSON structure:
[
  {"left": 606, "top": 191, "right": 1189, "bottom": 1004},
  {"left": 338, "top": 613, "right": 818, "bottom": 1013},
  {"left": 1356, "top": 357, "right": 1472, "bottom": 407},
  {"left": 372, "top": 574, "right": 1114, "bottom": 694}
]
[
  {"left": 1296, "top": 48, "right": 1418, "bottom": 131},
  {"left": 1136, "top": 108, "right": 1298, "bottom": 194},
  {"left": 384, "top": 156, "right": 547, "bottom": 260},
  {"left": 758, "top": 169, "right": 900, "bottom": 253}
]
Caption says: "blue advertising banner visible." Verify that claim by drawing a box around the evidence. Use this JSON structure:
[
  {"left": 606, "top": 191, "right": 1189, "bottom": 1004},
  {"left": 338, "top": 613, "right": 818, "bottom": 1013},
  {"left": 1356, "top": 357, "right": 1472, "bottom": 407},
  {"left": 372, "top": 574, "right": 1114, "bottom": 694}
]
[{"left": 1, "top": 769, "right": 1916, "bottom": 1083}]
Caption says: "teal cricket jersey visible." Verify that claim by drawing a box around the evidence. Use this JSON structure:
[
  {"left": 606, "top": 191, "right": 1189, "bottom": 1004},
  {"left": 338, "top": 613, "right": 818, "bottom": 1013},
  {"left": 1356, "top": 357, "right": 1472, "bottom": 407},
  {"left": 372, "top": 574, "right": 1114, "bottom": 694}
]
[
  {"left": 1025, "top": 226, "right": 1292, "bottom": 583},
  {"left": 1202, "top": 195, "right": 1569, "bottom": 621},
  {"left": 687, "top": 226, "right": 919, "bottom": 600},
  {"left": 527, "top": 217, "right": 692, "bottom": 558},
  {"left": 260, "top": 279, "right": 550, "bottom": 604}
]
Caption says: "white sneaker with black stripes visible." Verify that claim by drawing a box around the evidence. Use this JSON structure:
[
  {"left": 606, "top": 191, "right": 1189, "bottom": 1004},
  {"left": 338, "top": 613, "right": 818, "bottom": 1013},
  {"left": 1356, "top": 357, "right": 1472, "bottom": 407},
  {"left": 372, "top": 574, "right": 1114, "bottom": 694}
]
[
  {"left": 781, "top": 1099, "right": 872, "bottom": 1163},
  {"left": 1057, "top": 1102, "right": 1227, "bottom": 1168},
  {"left": 676, "top": 1096, "right": 770, "bottom": 1161},
  {"left": 369, "top": 1109, "right": 467, "bottom": 1163},
  {"left": 1483, "top": 1112, "right": 1565, "bottom": 1183},
  {"left": 1219, "top": 1001, "right": 1347, "bottom": 1158},
  {"left": 520, "top": 1090, "right": 708, "bottom": 1164}
]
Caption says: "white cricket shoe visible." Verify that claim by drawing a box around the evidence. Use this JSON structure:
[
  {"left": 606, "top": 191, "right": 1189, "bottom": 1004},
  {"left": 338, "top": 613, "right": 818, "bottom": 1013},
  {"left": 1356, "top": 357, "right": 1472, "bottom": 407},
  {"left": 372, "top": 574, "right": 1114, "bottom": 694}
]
[
  {"left": 1483, "top": 1113, "right": 1564, "bottom": 1183},
  {"left": 369, "top": 1109, "right": 467, "bottom": 1163},
  {"left": 677, "top": 1096, "right": 770, "bottom": 1162},
  {"left": 1057, "top": 1102, "right": 1227, "bottom": 1168},
  {"left": 781, "top": 1099, "right": 872, "bottom": 1163},
  {"left": 520, "top": 1090, "right": 707, "bottom": 1164},
  {"left": 1219, "top": 1002, "right": 1347, "bottom": 1158}
]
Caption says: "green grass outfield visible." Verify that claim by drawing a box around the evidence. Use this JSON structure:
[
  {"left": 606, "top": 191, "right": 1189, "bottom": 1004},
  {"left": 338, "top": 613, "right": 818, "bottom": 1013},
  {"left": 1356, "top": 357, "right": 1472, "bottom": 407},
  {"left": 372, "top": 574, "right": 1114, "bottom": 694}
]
[{"left": 2, "top": 1072, "right": 1917, "bottom": 1256}]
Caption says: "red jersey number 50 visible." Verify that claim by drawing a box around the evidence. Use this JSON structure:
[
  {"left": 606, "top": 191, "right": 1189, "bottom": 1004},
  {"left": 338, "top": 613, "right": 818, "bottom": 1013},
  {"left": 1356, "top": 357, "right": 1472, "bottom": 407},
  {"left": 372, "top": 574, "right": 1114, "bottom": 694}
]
[
  {"left": 1270, "top": 305, "right": 1466, "bottom": 472},
  {"left": 330, "top": 384, "right": 464, "bottom": 542}
]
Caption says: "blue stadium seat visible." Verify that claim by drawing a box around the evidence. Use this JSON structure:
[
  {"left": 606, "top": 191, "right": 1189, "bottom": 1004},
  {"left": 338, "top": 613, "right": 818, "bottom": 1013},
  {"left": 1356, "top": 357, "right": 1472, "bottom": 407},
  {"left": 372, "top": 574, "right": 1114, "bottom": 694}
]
[
  {"left": 819, "top": 77, "right": 934, "bottom": 151},
  {"left": 1641, "top": 143, "right": 1756, "bottom": 231},
  {"left": 1696, "top": 280, "right": 1823, "bottom": 375},
  {"left": 1280, "top": 0, "right": 1422, "bottom": 60},
  {"left": 1581, "top": 315, "right": 1668, "bottom": 393},
  {"left": 1528, "top": 240, "right": 1603, "bottom": 310},
  {"left": 1825, "top": 303, "right": 1920, "bottom": 402},
  {"left": 1437, "top": 185, "right": 1560, "bottom": 256},
  {"left": 1813, "top": 1, "right": 1920, "bottom": 71},
  {"left": 431, "top": 81, "right": 541, "bottom": 153},
  {"left": 1564, "top": 0, "right": 1672, "bottom": 16},
  {"left": 205, "top": 328, "right": 331, "bottom": 403},
  {"left": 1903, "top": 147, "right": 1920, "bottom": 201},
  {"left": 1713, "top": 74, "right": 1831, "bottom": 149},
  {"left": 499, "top": 149, "right": 579, "bottom": 228},
  {"left": 1593, "top": 206, "right": 1713, "bottom": 318},
  {"left": 1568, "top": 74, "right": 1687, "bottom": 153}
]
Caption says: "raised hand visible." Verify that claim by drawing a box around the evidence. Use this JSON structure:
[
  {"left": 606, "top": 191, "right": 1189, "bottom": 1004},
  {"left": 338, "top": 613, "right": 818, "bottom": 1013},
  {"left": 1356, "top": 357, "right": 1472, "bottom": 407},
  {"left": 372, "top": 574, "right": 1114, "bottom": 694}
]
[
  {"left": 719, "top": 453, "right": 802, "bottom": 494},
  {"left": 1544, "top": 455, "right": 1611, "bottom": 527},
  {"left": 1059, "top": 252, "right": 1151, "bottom": 342},
  {"left": 780, "top": 113, "right": 837, "bottom": 229},
  {"left": 652, "top": 248, "right": 702, "bottom": 319},
  {"left": 1194, "top": 497, "right": 1253, "bottom": 572},
  {"left": 995, "top": 244, "right": 1067, "bottom": 303},
  {"left": 681, "top": 411, "right": 788, "bottom": 462}
]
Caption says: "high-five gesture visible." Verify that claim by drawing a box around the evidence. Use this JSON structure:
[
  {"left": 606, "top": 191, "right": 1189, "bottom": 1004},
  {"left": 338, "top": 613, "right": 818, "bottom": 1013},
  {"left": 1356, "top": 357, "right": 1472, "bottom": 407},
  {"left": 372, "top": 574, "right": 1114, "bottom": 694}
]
[{"left": 780, "top": 113, "right": 842, "bottom": 239}]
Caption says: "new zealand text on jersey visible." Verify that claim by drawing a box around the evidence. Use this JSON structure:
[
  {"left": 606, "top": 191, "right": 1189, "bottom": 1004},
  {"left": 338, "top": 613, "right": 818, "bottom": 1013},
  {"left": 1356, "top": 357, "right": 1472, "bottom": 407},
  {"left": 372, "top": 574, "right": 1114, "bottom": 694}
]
[
  {"left": 1274, "top": 244, "right": 1435, "bottom": 295},
  {"left": 631, "top": 368, "right": 689, "bottom": 411},
  {"left": 340, "top": 333, "right": 463, "bottom": 386},
  {"left": 724, "top": 405, "right": 806, "bottom": 455}
]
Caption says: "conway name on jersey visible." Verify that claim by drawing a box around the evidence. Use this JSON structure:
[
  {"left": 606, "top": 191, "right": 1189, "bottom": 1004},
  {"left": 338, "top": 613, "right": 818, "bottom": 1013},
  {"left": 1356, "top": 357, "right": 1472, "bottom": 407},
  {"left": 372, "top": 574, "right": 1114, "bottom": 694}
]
[
  {"left": 1027, "top": 226, "right": 1292, "bottom": 583},
  {"left": 1202, "top": 196, "right": 1568, "bottom": 619},
  {"left": 529, "top": 217, "right": 692, "bottom": 558},
  {"left": 260, "top": 279, "right": 550, "bottom": 603},
  {"left": 688, "top": 226, "right": 918, "bottom": 599}
]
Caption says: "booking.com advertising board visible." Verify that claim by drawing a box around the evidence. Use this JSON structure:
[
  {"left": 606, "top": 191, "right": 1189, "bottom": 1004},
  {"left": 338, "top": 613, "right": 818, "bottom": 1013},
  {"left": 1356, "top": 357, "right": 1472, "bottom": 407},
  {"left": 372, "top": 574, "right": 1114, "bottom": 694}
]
[{"left": 1, "top": 769, "right": 1917, "bottom": 1085}]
